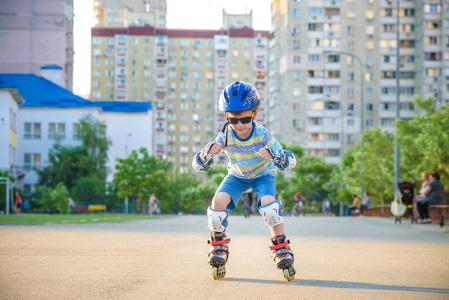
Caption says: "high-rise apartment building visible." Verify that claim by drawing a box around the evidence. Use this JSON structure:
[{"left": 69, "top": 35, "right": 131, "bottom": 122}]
[
  {"left": 91, "top": 23, "right": 268, "bottom": 172},
  {"left": 94, "top": 0, "right": 167, "bottom": 28},
  {"left": 0, "top": 0, "right": 74, "bottom": 90},
  {"left": 269, "top": 0, "right": 449, "bottom": 164}
]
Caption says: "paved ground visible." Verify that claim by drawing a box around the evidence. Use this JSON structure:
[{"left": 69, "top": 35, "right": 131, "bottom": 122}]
[{"left": 1, "top": 215, "right": 449, "bottom": 299}]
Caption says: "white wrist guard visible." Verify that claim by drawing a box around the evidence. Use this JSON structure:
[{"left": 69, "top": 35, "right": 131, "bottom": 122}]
[
  {"left": 192, "top": 141, "right": 216, "bottom": 172},
  {"left": 265, "top": 147, "right": 296, "bottom": 171}
]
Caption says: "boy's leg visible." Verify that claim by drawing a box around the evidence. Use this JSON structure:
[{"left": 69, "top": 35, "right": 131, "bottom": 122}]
[
  {"left": 211, "top": 192, "right": 232, "bottom": 211},
  {"left": 260, "top": 195, "right": 284, "bottom": 237}
]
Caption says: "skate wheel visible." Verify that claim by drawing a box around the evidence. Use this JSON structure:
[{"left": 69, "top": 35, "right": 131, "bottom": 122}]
[
  {"left": 212, "top": 265, "right": 226, "bottom": 280},
  {"left": 283, "top": 266, "right": 295, "bottom": 281},
  {"left": 212, "top": 267, "right": 219, "bottom": 280}
]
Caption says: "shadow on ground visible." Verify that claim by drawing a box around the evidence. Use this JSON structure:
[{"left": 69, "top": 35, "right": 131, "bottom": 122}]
[{"left": 224, "top": 278, "right": 449, "bottom": 294}]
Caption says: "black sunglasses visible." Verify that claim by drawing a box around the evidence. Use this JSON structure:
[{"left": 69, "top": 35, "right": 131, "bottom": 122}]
[
  {"left": 227, "top": 112, "right": 254, "bottom": 125},
  {"left": 227, "top": 116, "right": 253, "bottom": 125}
]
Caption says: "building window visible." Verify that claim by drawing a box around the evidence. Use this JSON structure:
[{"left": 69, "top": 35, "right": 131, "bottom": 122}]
[
  {"left": 347, "top": 88, "right": 355, "bottom": 98},
  {"left": 381, "top": 118, "right": 395, "bottom": 127},
  {"left": 23, "top": 153, "right": 41, "bottom": 170},
  {"left": 49, "top": 123, "right": 65, "bottom": 139},
  {"left": 293, "top": 56, "right": 301, "bottom": 64},
  {"left": 347, "top": 119, "right": 354, "bottom": 128},
  {"left": 366, "top": 119, "right": 373, "bottom": 129},
  {"left": 24, "top": 122, "right": 41, "bottom": 139},
  {"left": 293, "top": 72, "right": 301, "bottom": 81},
  {"left": 293, "top": 9, "right": 301, "bottom": 17}
]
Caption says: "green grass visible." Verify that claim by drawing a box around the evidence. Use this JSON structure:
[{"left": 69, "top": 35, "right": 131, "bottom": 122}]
[{"left": 0, "top": 213, "right": 164, "bottom": 224}]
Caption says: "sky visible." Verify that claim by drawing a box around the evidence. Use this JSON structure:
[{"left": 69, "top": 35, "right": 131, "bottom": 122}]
[{"left": 73, "top": 0, "right": 271, "bottom": 96}]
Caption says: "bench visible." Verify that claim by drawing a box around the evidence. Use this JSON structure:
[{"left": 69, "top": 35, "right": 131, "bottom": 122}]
[
  {"left": 74, "top": 204, "right": 106, "bottom": 212},
  {"left": 363, "top": 206, "right": 391, "bottom": 217},
  {"left": 429, "top": 205, "right": 449, "bottom": 227}
]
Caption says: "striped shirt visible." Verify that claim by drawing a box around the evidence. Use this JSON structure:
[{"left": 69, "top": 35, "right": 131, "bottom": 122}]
[{"left": 214, "top": 122, "right": 283, "bottom": 179}]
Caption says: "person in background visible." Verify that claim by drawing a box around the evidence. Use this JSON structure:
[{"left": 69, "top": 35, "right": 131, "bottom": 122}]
[
  {"left": 417, "top": 171, "right": 443, "bottom": 223},
  {"left": 149, "top": 194, "right": 161, "bottom": 216},
  {"left": 360, "top": 192, "right": 372, "bottom": 215},
  {"left": 346, "top": 194, "right": 360, "bottom": 216},
  {"left": 68, "top": 197, "right": 76, "bottom": 214},
  {"left": 323, "top": 197, "right": 331, "bottom": 215},
  {"left": 14, "top": 191, "right": 22, "bottom": 214}
]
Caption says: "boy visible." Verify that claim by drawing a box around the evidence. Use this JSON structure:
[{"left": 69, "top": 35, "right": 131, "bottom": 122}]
[{"left": 192, "top": 81, "right": 297, "bottom": 281}]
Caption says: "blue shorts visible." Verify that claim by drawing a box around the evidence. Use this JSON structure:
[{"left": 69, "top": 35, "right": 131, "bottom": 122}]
[{"left": 216, "top": 174, "right": 276, "bottom": 210}]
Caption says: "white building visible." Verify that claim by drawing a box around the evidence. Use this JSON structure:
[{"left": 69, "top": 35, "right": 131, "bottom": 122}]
[{"left": 0, "top": 72, "right": 153, "bottom": 193}]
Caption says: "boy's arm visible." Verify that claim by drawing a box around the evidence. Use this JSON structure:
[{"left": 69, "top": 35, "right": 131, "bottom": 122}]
[
  {"left": 263, "top": 131, "right": 297, "bottom": 171},
  {"left": 192, "top": 136, "right": 224, "bottom": 172}
]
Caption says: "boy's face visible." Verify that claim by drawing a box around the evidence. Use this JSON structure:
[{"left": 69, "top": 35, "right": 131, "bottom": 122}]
[{"left": 226, "top": 110, "right": 257, "bottom": 136}]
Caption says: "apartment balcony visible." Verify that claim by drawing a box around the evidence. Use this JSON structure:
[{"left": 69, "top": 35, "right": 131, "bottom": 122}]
[
  {"left": 307, "top": 31, "right": 328, "bottom": 40},
  {"left": 424, "top": 13, "right": 442, "bottom": 22},
  {"left": 424, "top": 44, "right": 443, "bottom": 53},
  {"left": 423, "top": 60, "right": 443, "bottom": 69},
  {"left": 307, "top": 110, "right": 342, "bottom": 118},
  {"left": 155, "top": 63, "right": 167, "bottom": 70},
  {"left": 155, "top": 52, "right": 167, "bottom": 60}
]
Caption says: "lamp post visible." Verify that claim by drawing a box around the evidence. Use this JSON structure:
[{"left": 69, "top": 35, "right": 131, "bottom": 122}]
[
  {"left": 394, "top": 0, "right": 400, "bottom": 197},
  {"left": 323, "top": 50, "right": 364, "bottom": 198}
]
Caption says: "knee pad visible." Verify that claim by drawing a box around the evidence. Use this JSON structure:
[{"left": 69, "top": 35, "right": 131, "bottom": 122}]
[
  {"left": 207, "top": 207, "right": 229, "bottom": 232},
  {"left": 259, "top": 200, "right": 283, "bottom": 227}
]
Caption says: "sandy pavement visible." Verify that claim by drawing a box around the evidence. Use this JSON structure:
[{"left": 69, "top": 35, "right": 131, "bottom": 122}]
[{"left": 1, "top": 215, "right": 449, "bottom": 299}]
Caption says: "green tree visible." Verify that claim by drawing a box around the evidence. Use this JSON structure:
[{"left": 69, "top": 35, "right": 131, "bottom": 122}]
[
  {"left": 72, "top": 176, "right": 106, "bottom": 197},
  {"left": 291, "top": 155, "right": 335, "bottom": 201},
  {"left": 341, "top": 128, "right": 395, "bottom": 204},
  {"left": 114, "top": 148, "right": 171, "bottom": 213},
  {"left": 38, "top": 145, "right": 94, "bottom": 191},
  {"left": 35, "top": 182, "right": 69, "bottom": 214},
  {"left": 396, "top": 97, "right": 449, "bottom": 188},
  {"left": 76, "top": 114, "right": 112, "bottom": 181}
]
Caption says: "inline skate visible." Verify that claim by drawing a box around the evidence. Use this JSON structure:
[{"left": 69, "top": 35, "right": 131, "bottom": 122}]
[
  {"left": 208, "top": 232, "right": 230, "bottom": 280},
  {"left": 270, "top": 234, "right": 295, "bottom": 281}
]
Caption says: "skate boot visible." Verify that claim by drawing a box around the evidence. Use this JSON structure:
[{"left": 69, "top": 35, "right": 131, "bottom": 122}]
[
  {"left": 270, "top": 234, "right": 296, "bottom": 281},
  {"left": 207, "top": 232, "right": 230, "bottom": 280}
]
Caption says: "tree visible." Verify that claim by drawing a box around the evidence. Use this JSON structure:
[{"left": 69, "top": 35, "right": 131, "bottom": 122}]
[
  {"left": 114, "top": 148, "right": 171, "bottom": 213},
  {"left": 38, "top": 145, "right": 94, "bottom": 191},
  {"left": 35, "top": 182, "right": 69, "bottom": 214},
  {"left": 38, "top": 114, "right": 111, "bottom": 194},
  {"left": 341, "top": 128, "right": 396, "bottom": 204},
  {"left": 291, "top": 155, "right": 336, "bottom": 201},
  {"left": 396, "top": 96, "right": 449, "bottom": 188},
  {"left": 76, "top": 114, "right": 112, "bottom": 181}
]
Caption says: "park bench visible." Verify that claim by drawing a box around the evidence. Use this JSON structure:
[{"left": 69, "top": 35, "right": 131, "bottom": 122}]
[
  {"left": 74, "top": 204, "right": 106, "bottom": 212},
  {"left": 362, "top": 206, "right": 391, "bottom": 217},
  {"left": 429, "top": 205, "right": 449, "bottom": 227}
]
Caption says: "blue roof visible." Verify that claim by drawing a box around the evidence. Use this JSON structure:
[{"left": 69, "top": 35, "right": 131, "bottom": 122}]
[
  {"left": 41, "top": 65, "right": 63, "bottom": 70},
  {"left": 0, "top": 74, "right": 152, "bottom": 112}
]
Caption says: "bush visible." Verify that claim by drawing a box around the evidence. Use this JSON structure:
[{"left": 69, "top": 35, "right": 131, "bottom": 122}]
[{"left": 36, "top": 182, "right": 69, "bottom": 214}]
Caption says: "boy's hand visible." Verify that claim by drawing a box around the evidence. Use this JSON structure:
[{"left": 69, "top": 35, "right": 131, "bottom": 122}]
[
  {"left": 259, "top": 148, "right": 274, "bottom": 161},
  {"left": 208, "top": 143, "right": 222, "bottom": 156}
]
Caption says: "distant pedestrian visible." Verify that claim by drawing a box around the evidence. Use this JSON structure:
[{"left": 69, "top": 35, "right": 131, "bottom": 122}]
[
  {"left": 323, "top": 197, "right": 331, "bottom": 215},
  {"left": 14, "top": 191, "right": 22, "bottom": 214},
  {"left": 360, "top": 192, "right": 372, "bottom": 215},
  {"left": 417, "top": 171, "right": 443, "bottom": 223},
  {"left": 347, "top": 194, "right": 360, "bottom": 216},
  {"left": 149, "top": 194, "right": 161, "bottom": 216},
  {"left": 68, "top": 197, "right": 76, "bottom": 214}
]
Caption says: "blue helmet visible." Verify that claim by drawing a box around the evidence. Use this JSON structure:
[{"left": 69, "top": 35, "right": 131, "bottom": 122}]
[{"left": 218, "top": 81, "right": 260, "bottom": 113}]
